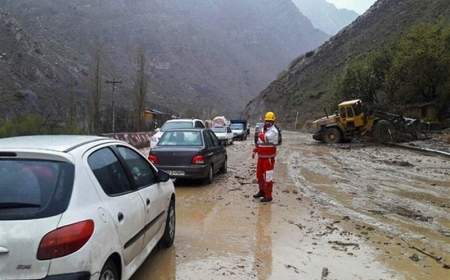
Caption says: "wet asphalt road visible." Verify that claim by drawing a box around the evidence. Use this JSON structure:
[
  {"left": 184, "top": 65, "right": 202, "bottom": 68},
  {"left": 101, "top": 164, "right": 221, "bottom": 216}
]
[{"left": 134, "top": 131, "right": 450, "bottom": 280}]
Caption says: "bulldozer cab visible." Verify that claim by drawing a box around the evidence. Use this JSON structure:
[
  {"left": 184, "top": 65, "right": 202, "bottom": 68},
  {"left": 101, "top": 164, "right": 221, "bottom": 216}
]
[{"left": 338, "top": 99, "right": 365, "bottom": 128}]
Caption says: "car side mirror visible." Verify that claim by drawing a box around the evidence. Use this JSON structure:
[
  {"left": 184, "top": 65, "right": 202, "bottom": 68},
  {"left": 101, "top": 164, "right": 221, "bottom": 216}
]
[{"left": 157, "top": 169, "right": 170, "bottom": 182}]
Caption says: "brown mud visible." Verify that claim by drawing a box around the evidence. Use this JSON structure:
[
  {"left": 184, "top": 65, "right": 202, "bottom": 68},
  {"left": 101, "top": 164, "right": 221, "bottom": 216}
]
[{"left": 134, "top": 132, "right": 450, "bottom": 280}]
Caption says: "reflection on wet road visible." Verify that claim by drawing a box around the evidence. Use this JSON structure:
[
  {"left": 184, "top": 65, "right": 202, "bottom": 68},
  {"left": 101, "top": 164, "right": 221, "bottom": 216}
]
[{"left": 134, "top": 132, "right": 450, "bottom": 280}]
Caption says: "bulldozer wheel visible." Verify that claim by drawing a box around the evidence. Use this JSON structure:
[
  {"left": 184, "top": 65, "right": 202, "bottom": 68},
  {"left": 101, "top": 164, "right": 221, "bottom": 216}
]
[
  {"left": 373, "top": 120, "right": 394, "bottom": 143},
  {"left": 324, "top": 127, "right": 342, "bottom": 144}
]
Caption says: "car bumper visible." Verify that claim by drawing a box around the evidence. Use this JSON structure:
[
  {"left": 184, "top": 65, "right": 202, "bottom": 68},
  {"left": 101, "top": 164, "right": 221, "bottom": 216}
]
[
  {"left": 157, "top": 165, "right": 209, "bottom": 179},
  {"left": 39, "top": 272, "right": 91, "bottom": 280}
]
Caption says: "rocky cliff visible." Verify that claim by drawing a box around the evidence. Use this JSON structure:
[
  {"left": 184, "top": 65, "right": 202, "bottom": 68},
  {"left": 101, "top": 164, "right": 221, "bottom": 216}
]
[{"left": 293, "top": 0, "right": 359, "bottom": 35}]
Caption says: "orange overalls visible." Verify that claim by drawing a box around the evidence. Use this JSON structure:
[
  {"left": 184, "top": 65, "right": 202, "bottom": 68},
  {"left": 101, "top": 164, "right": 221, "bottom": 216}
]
[{"left": 254, "top": 129, "right": 277, "bottom": 200}]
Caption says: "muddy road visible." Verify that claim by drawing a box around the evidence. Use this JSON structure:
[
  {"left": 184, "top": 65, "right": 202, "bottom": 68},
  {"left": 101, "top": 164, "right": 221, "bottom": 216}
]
[{"left": 134, "top": 131, "right": 450, "bottom": 280}]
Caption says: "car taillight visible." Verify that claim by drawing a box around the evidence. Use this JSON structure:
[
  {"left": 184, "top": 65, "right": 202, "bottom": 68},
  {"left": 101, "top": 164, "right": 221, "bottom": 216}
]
[
  {"left": 148, "top": 154, "right": 160, "bottom": 164},
  {"left": 37, "top": 220, "right": 94, "bottom": 260},
  {"left": 192, "top": 155, "right": 205, "bottom": 165}
]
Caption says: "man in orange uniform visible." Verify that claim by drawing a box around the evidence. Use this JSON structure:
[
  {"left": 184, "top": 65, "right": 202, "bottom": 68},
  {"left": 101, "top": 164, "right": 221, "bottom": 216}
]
[{"left": 253, "top": 112, "right": 280, "bottom": 202}]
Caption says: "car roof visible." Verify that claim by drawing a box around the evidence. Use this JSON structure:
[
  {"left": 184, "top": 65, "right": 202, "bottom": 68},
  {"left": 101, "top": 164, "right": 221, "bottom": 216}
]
[
  {"left": 163, "top": 128, "right": 206, "bottom": 132},
  {"left": 166, "top": 119, "right": 202, "bottom": 123},
  {"left": 0, "top": 135, "right": 110, "bottom": 152},
  {"left": 339, "top": 99, "right": 361, "bottom": 106}
]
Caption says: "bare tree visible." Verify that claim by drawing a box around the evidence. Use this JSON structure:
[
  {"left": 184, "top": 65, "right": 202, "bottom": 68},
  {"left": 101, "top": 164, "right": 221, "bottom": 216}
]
[
  {"left": 133, "top": 49, "right": 148, "bottom": 131},
  {"left": 89, "top": 48, "right": 103, "bottom": 133}
]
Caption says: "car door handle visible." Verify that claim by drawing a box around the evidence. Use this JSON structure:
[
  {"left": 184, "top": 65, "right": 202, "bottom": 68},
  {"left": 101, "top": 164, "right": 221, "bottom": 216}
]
[
  {"left": 146, "top": 198, "right": 151, "bottom": 206},
  {"left": 207, "top": 152, "right": 214, "bottom": 157},
  {"left": 118, "top": 212, "right": 124, "bottom": 222}
]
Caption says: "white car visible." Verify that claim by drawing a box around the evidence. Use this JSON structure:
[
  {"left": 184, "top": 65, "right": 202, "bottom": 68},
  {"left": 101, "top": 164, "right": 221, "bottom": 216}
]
[
  {"left": 150, "top": 119, "right": 205, "bottom": 148},
  {"left": 0, "top": 135, "right": 175, "bottom": 280},
  {"left": 211, "top": 126, "right": 234, "bottom": 145}
]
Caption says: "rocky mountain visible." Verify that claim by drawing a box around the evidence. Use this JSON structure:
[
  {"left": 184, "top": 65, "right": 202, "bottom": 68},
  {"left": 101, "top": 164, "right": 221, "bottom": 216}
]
[
  {"left": 293, "top": 0, "right": 359, "bottom": 35},
  {"left": 244, "top": 0, "right": 450, "bottom": 125},
  {"left": 0, "top": 0, "right": 328, "bottom": 124}
]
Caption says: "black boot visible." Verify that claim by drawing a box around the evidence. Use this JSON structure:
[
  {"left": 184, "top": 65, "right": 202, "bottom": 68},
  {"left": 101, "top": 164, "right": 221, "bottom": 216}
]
[
  {"left": 260, "top": 197, "right": 273, "bottom": 203},
  {"left": 253, "top": 192, "right": 263, "bottom": 198}
]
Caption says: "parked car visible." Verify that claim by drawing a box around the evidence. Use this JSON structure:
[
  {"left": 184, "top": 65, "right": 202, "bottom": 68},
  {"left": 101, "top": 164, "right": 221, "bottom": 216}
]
[
  {"left": 230, "top": 121, "right": 249, "bottom": 140},
  {"left": 148, "top": 129, "right": 227, "bottom": 184},
  {"left": 150, "top": 119, "right": 206, "bottom": 148},
  {"left": 0, "top": 135, "right": 175, "bottom": 280},
  {"left": 254, "top": 122, "right": 264, "bottom": 144},
  {"left": 211, "top": 126, "right": 234, "bottom": 145}
]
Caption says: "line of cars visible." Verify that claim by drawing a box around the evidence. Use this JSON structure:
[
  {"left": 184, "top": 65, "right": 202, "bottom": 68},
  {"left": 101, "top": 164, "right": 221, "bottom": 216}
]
[
  {"left": 147, "top": 118, "right": 250, "bottom": 184},
  {"left": 0, "top": 118, "right": 249, "bottom": 280},
  {"left": 148, "top": 119, "right": 227, "bottom": 184}
]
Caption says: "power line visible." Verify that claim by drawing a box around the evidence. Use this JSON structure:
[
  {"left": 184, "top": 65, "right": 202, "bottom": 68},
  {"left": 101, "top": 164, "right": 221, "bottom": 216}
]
[{"left": 105, "top": 78, "right": 122, "bottom": 133}]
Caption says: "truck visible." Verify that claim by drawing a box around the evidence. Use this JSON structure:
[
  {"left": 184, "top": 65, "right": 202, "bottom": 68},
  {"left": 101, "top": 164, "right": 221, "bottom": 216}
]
[
  {"left": 212, "top": 116, "right": 230, "bottom": 128},
  {"left": 312, "top": 99, "right": 421, "bottom": 144},
  {"left": 230, "top": 120, "right": 250, "bottom": 141}
]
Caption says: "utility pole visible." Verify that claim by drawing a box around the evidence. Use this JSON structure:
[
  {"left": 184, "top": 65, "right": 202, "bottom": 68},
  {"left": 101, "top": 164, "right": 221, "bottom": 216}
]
[
  {"left": 105, "top": 79, "right": 122, "bottom": 133},
  {"left": 294, "top": 111, "right": 299, "bottom": 130}
]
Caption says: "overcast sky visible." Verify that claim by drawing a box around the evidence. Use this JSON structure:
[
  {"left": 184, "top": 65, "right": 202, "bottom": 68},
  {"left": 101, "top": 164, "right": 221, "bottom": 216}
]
[{"left": 327, "top": 0, "right": 377, "bottom": 14}]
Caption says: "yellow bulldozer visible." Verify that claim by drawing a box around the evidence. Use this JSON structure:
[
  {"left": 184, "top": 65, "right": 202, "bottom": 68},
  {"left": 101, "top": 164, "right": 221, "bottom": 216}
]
[{"left": 312, "top": 99, "right": 422, "bottom": 144}]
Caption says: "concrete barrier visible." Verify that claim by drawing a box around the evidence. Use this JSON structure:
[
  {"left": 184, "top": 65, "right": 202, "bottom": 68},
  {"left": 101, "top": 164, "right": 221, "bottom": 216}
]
[{"left": 103, "top": 132, "right": 154, "bottom": 149}]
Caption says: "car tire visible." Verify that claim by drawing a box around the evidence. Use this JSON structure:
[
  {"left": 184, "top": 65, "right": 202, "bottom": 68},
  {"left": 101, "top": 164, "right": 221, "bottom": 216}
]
[
  {"left": 324, "top": 127, "right": 342, "bottom": 144},
  {"left": 159, "top": 199, "right": 176, "bottom": 248},
  {"left": 100, "top": 259, "right": 120, "bottom": 280},
  {"left": 205, "top": 165, "right": 214, "bottom": 184},
  {"left": 220, "top": 158, "right": 228, "bottom": 174}
]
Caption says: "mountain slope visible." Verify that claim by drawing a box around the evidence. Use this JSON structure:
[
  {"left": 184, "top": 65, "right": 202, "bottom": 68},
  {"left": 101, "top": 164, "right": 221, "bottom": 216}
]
[
  {"left": 293, "top": 0, "right": 359, "bottom": 35},
  {"left": 244, "top": 0, "right": 450, "bottom": 124},
  {"left": 0, "top": 10, "right": 84, "bottom": 118},
  {"left": 1, "top": 0, "right": 328, "bottom": 121}
]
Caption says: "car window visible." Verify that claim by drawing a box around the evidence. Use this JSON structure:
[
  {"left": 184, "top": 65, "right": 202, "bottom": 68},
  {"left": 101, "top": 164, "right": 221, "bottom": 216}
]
[
  {"left": 117, "top": 146, "right": 156, "bottom": 188},
  {"left": 204, "top": 131, "right": 214, "bottom": 147},
  {"left": 195, "top": 121, "right": 205, "bottom": 128},
  {"left": 88, "top": 148, "right": 133, "bottom": 196},
  {"left": 212, "top": 127, "right": 226, "bottom": 133},
  {"left": 209, "top": 131, "right": 220, "bottom": 146},
  {"left": 0, "top": 159, "right": 74, "bottom": 220},
  {"left": 159, "top": 131, "right": 203, "bottom": 146},
  {"left": 231, "top": 123, "right": 244, "bottom": 130},
  {"left": 161, "top": 121, "right": 194, "bottom": 131},
  {"left": 347, "top": 107, "right": 354, "bottom": 118}
]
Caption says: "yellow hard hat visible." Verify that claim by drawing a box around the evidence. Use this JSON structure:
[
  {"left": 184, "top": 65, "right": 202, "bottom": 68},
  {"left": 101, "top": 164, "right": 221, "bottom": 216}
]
[{"left": 264, "top": 112, "right": 276, "bottom": 122}]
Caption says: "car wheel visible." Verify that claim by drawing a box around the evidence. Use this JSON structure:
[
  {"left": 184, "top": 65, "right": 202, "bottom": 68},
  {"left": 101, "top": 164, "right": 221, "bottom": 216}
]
[
  {"left": 205, "top": 165, "right": 214, "bottom": 184},
  {"left": 100, "top": 259, "right": 119, "bottom": 280},
  {"left": 159, "top": 199, "right": 176, "bottom": 248},
  {"left": 220, "top": 158, "right": 228, "bottom": 174},
  {"left": 324, "top": 127, "right": 342, "bottom": 144}
]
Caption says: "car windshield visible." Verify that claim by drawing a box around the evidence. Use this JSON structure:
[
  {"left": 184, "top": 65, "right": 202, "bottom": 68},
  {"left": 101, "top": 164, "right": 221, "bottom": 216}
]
[
  {"left": 231, "top": 123, "right": 244, "bottom": 130},
  {"left": 161, "top": 121, "right": 194, "bottom": 131},
  {"left": 158, "top": 131, "right": 203, "bottom": 146},
  {"left": 0, "top": 159, "right": 74, "bottom": 220},
  {"left": 212, "top": 127, "right": 226, "bottom": 133}
]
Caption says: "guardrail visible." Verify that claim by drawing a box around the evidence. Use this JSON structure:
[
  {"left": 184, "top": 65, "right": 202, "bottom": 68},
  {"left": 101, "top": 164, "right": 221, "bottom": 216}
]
[{"left": 103, "top": 132, "right": 155, "bottom": 149}]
